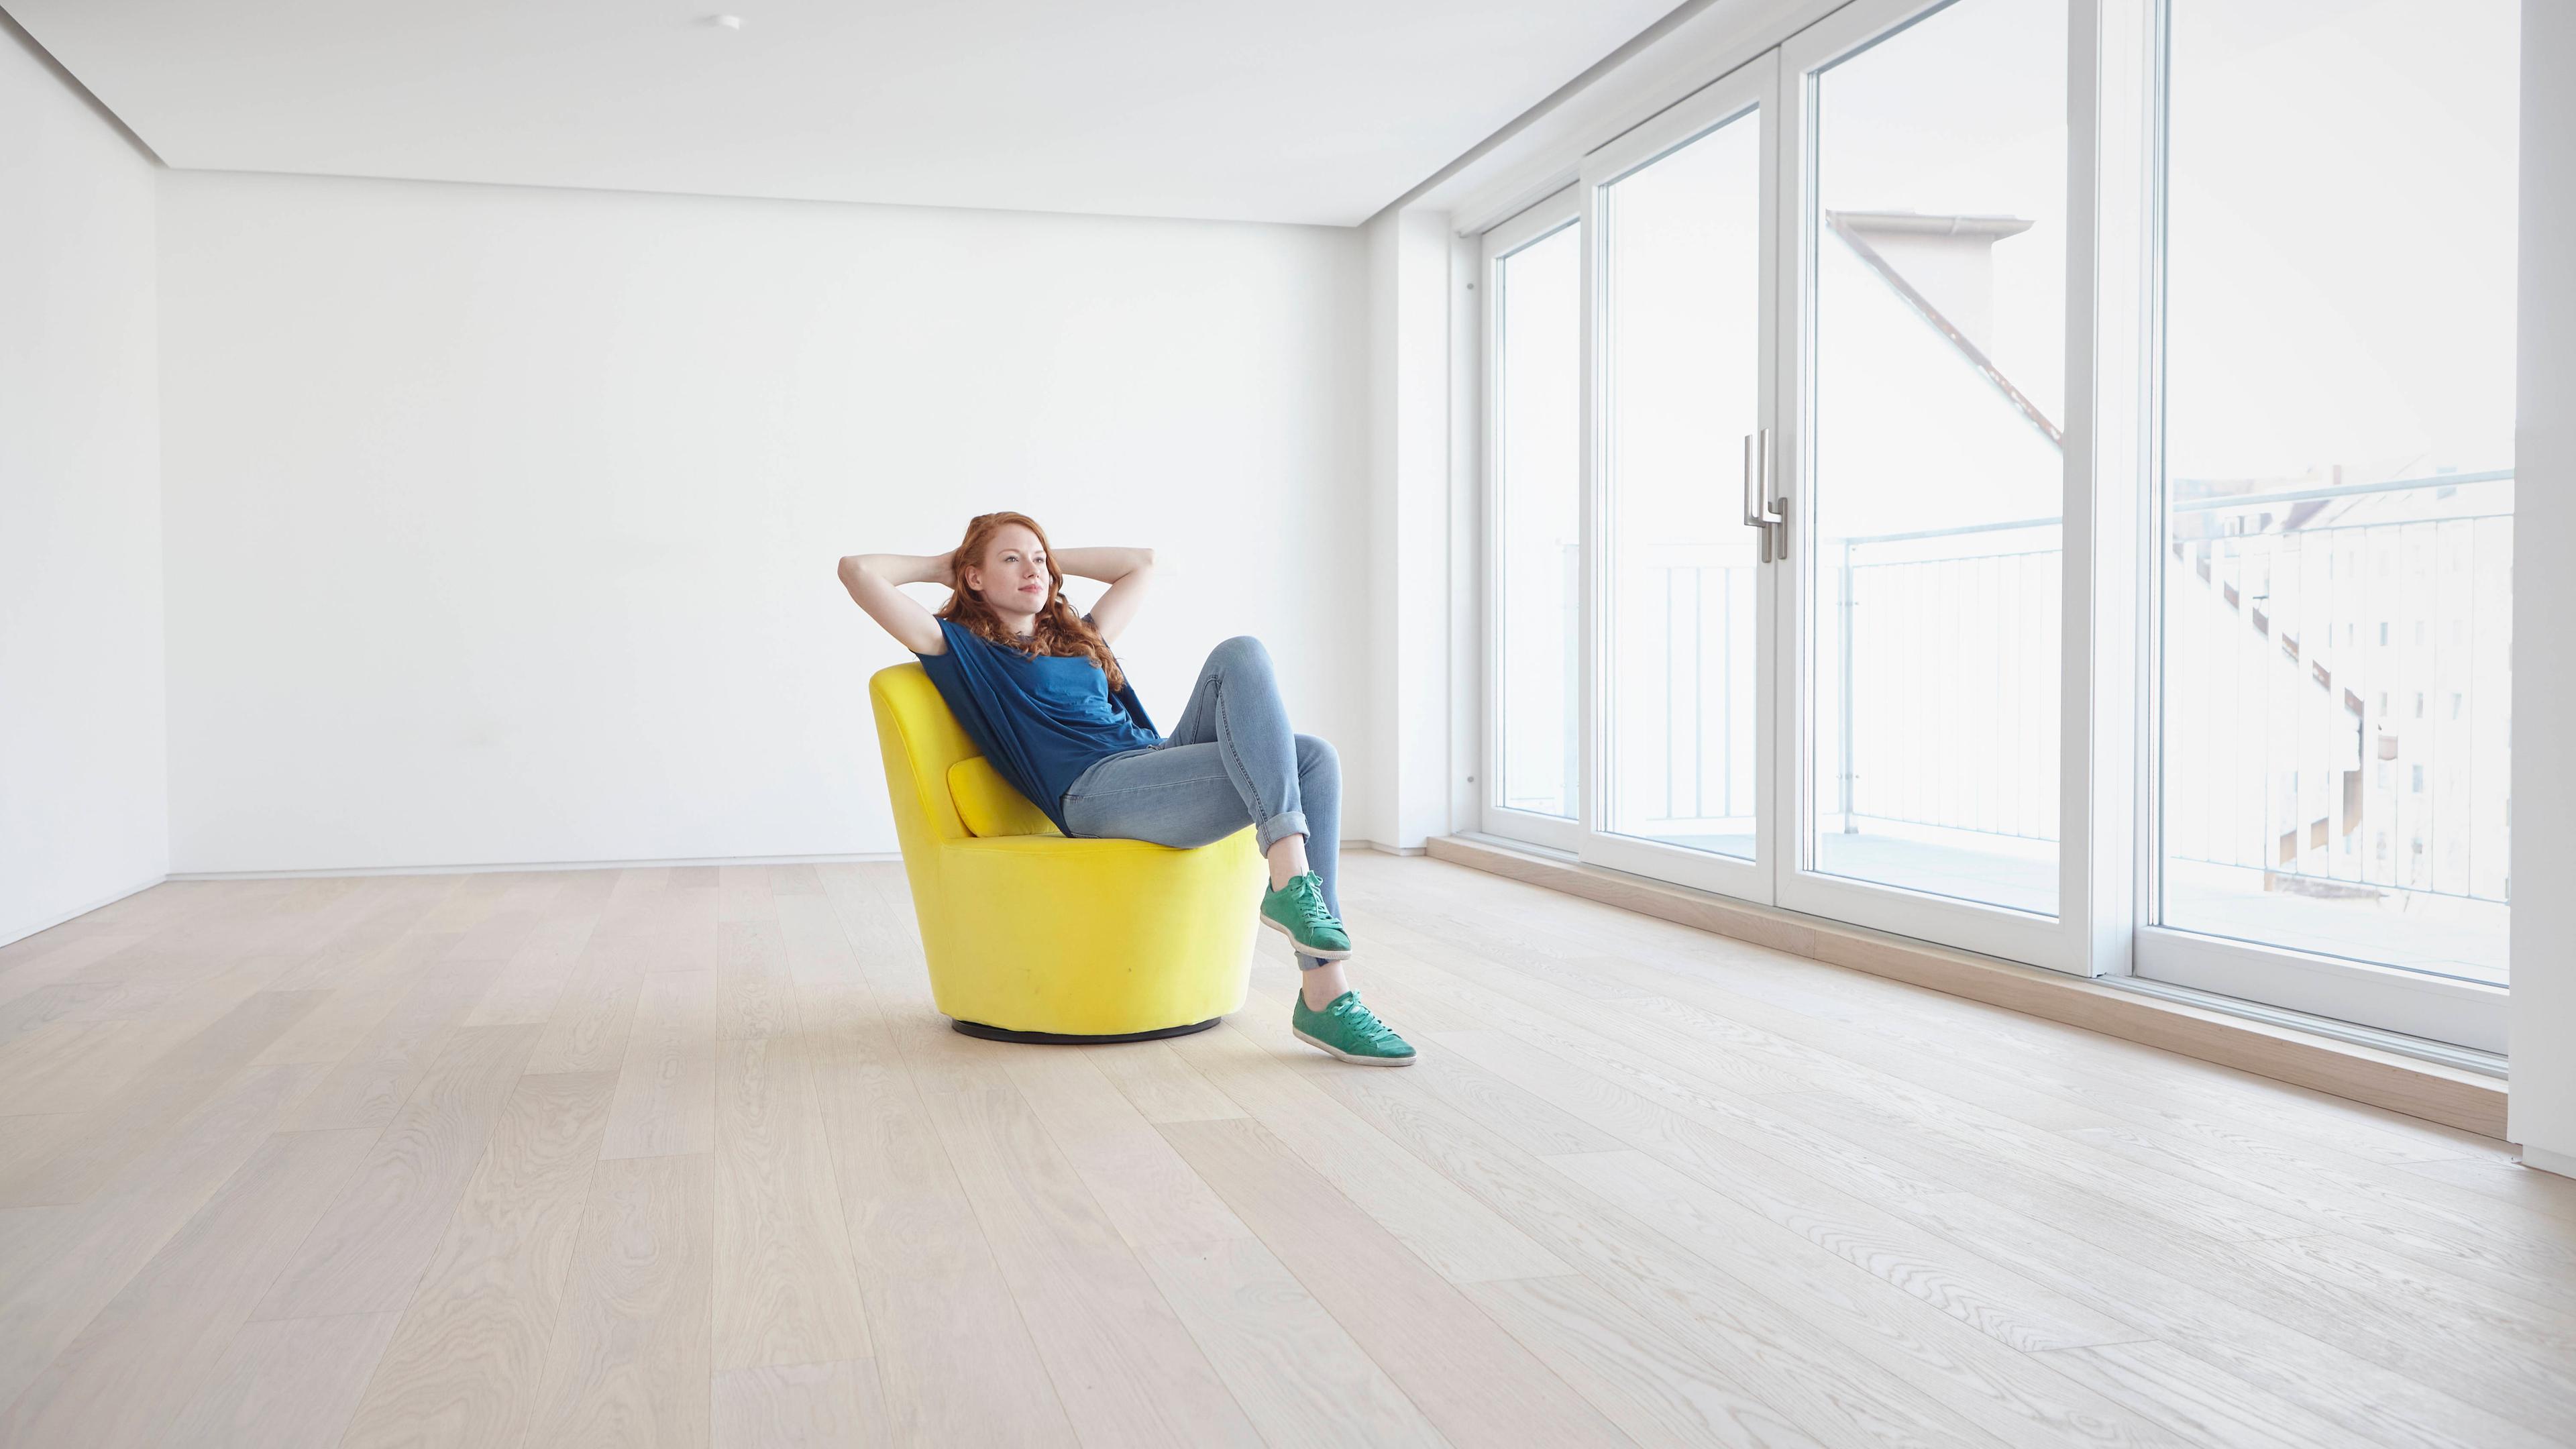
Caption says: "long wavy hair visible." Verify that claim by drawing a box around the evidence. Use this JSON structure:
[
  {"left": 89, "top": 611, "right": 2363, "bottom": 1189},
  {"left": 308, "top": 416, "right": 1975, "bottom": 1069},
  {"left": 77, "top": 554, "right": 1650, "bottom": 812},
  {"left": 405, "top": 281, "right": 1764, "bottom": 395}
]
[{"left": 935, "top": 511, "right": 1127, "bottom": 692}]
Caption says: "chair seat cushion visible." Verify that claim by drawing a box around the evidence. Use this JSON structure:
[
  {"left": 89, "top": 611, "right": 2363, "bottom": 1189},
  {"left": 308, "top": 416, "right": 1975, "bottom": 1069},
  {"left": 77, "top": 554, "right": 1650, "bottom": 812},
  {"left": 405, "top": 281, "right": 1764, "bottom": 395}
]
[{"left": 947, "top": 757, "right": 1062, "bottom": 838}]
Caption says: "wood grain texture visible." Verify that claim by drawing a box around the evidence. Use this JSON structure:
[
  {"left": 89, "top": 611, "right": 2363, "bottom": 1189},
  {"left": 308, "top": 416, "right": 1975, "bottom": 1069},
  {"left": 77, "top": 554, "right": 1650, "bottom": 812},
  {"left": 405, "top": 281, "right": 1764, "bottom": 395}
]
[
  {"left": 256, "top": 1022, "right": 543, "bottom": 1319},
  {"left": 713, "top": 1032, "right": 871, "bottom": 1371},
  {"left": 1428, "top": 833, "right": 2504, "bottom": 1135},
  {"left": 798, "top": 981, "right": 1078, "bottom": 1446},
  {"left": 0, "top": 988, "right": 328, "bottom": 1206},
  {"left": 599, "top": 970, "right": 718, "bottom": 1159},
  {"left": 338, "top": 1069, "right": 619, "bottom": 1449},
  {"left": 1161, "top": 1114, "right": 1627, "bottom": 1448},
  {"left": 524, "top": 1152, "right": 716, "bottom": 1449},
  {"left": 711, "top": 1359, "right": 891, "bottom": 1449},
  {"left": 3, "top": 859, "right": 2567, "bottom": 1449},
  {"left": 1139, "top": 1235, "right": 1448, "bottom": 1449},
  {"left": 163, "top": 1309, "right": 406, "bottom": 1449},
  {"left": 0, "top": 1126, "right": 378, "bottom": 1449},
  {"left": 914, "top": 1044, "right": 1263, "bottom": 1448}
]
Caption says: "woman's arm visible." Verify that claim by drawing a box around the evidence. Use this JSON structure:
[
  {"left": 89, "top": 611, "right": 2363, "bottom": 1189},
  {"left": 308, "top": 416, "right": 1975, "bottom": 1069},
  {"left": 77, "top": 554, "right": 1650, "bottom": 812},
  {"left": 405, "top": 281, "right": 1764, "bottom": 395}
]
[
  {"left": 836, "top": 552, "right": 953, "bottom": 655},
  {"left": 1056, "top": 546, "right": 1155, "bottom": 643}
]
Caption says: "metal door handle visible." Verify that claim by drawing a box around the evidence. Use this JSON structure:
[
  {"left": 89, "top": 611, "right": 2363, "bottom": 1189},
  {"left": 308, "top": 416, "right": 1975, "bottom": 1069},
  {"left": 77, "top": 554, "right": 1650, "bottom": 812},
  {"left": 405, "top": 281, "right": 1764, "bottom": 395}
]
[
  {"left": 1744, "top": 429, "right": 1784, "bottom": 563},
  {"left": 1742, "top": 433, "right": 1772, "bottom": 564},
  {"left": 1761, "top": 427, "right": 1786, "bottom": 560}
]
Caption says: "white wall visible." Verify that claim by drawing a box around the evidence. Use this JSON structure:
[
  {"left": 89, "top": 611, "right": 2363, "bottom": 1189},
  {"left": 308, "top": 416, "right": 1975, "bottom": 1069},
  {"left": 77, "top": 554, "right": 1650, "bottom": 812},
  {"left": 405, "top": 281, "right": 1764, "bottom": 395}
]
[
  {"left": 2508, "top": 0, "right": 2575, "bottom": 1171},
  {"left": 0, "top": 21, "right": 168, "bottom": 945},
  {"left": 158, "top": 172, "right": 1367, "bottom": 871},
  {"left": 1359, "top": 205, "right": 1465, "bottom": 850}
]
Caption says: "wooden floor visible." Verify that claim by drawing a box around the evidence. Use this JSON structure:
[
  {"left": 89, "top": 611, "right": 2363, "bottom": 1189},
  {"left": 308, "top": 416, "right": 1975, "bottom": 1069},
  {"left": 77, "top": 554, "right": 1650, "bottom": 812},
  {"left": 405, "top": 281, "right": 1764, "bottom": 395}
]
[{"left": 1, "top": 857, "right": 2571, "bottom": 1448}]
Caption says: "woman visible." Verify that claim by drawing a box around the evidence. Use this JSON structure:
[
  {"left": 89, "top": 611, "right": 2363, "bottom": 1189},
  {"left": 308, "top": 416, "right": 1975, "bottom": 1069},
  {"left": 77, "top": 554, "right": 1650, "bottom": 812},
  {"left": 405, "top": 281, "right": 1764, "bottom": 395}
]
[{"left": 838, "top": 511, "right": 1414, "bottom": 1065}]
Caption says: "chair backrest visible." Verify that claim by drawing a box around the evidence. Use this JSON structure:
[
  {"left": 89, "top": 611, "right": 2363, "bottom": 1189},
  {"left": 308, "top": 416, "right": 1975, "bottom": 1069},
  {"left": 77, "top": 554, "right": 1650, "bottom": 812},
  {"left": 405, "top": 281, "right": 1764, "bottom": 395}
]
[{"left": 869, "top": 663, "right": 976, "bottom": 849}]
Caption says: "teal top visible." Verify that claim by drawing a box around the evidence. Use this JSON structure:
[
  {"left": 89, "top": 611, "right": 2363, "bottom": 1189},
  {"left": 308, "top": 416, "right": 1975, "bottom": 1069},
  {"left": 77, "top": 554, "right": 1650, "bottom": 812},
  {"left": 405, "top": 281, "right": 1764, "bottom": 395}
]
[{"left": 914, "top": 616, "right": 1160, "bottom": 833}]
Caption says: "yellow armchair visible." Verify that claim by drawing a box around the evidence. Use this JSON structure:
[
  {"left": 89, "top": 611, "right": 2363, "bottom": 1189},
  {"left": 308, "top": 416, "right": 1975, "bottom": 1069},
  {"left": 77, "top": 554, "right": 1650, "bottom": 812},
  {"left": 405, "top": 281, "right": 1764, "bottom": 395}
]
[{"left": 868, "top": 663, "right": 1263, "bottom": 1041}]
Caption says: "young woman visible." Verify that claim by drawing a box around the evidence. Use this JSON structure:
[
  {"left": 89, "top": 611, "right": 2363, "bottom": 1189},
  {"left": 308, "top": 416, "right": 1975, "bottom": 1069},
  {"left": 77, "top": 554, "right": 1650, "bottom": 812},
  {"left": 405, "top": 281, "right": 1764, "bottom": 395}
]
[{"left": 838, "top": 511, "right": 1414, "bottom": 1065}]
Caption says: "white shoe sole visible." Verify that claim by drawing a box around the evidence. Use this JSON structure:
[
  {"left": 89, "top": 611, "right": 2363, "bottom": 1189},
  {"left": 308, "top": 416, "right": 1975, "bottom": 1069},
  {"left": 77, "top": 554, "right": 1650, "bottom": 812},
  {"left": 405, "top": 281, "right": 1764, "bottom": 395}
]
[
  {"left": 1294, "top": 1028, "right": 1415, "bottom": 1066},
  {"left": 1260, "top": 913, "right": 1352, "bottom": 960}
]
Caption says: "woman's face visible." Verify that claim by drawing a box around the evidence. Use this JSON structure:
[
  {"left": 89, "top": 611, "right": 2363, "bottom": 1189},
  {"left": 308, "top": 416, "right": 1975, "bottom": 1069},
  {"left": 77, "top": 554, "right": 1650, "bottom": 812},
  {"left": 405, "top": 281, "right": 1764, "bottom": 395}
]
[{"left": 965, "top": 524, "right": 1051, "bottom": 611}]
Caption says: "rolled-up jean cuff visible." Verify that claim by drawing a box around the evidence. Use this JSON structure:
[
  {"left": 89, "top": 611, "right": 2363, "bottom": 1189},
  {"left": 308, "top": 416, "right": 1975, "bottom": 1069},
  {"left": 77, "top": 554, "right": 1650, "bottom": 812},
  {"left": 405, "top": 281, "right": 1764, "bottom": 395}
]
[{"left": 1254, "top": 810, "right": 1309, "bottom": 856}]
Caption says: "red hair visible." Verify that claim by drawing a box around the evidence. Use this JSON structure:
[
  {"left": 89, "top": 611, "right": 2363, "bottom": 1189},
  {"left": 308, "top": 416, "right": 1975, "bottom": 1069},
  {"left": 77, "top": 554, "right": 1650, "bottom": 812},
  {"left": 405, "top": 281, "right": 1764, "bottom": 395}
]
[{"left": 936, "top": 512, "right": 1127, "bottom": 692}]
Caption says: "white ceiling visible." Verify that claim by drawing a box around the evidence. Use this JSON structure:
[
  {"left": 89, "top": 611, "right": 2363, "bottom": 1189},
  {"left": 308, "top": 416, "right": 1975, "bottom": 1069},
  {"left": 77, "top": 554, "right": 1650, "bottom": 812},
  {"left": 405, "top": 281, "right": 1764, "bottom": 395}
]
[{"left": 9, "top": 0, "right": 1681, "bottom": 227}]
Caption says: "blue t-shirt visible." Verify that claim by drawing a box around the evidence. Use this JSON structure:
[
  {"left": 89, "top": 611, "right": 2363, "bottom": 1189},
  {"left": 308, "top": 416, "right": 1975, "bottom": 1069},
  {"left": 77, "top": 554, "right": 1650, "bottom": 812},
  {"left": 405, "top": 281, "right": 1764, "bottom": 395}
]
[{"left": 914, "top": 616, "right": 1161, "bottom": 833}]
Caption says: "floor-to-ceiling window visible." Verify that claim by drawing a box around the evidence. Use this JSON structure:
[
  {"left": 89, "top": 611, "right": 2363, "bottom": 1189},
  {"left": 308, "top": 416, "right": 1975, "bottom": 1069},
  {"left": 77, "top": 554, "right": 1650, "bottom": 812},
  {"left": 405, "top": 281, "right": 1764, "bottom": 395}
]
[
  {"left": 1599, "top": 100, "right": 1768, "bottom": 868},
  {"left": 1477, "top": 0, "right": 2516, "bottom": 1051},
  {"left": 1490, "top": 216, "right": 1585, "bottom": 838},
  {"left": 1804, "top": 0, "right": 2068, "bottom": 917},
  {"left": 2137, "top": 0, "right": 2517, "bottom": 1047}
]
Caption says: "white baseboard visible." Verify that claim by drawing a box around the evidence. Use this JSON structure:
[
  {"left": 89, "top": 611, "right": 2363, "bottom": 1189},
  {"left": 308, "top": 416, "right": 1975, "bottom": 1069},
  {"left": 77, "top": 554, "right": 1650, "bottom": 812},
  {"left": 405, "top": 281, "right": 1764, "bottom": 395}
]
[
  {"left": 167, "top": 851, "right": 902, "bottom": 881},
  {"left": 1, "top": 871, "right": 170, "bottom": 951},
  {"left": 2523, "top": 1144, "right": 2576, "bottom": 1181}
]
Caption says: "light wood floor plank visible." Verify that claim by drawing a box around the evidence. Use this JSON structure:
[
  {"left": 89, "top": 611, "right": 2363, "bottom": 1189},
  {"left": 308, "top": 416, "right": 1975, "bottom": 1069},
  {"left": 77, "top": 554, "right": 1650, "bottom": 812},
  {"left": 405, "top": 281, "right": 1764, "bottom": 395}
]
[
  {"left": 0, "top": 988, "right": 329, "bottom": 1206},
  {"left": 1000, "top": 1045, "right": 1255, "bottom": 1249},
  {"left": 2027, "top": 1340, "right": 2359, "bottom": 1449},
  {"left": 1091, "top": 1038, "right": 1250, "bottom": 1125},
  {"left": 1169, "top": 1020, "right": 1572, "bottom": 1285},
  {"left": 714, "top": 1032, "right": 872, "bottom": 1371},
  {"left": 798, "top": 982, "right": 1078, "bottom": 1446},
  {"left": 711, "top": 1358, "right": 891, "bottom": 1449},
  {"left": 525, "top": 1152, "right": 716, "bottom": 1449},
  {"left": 0, "top": 1059, "right": 327, "bottom": 1414},
  {"left": 0, "top": 858, "right": 2563, "bottom": 1449},
  {"left": 0, "top": 1018, "right": 197, "bottom": 1115},
  {"left": 1462, "top": 1273, "right": 1835, "bottom": 1449},
  {"left": 338, "top": 1068, "right": 619, "bottom": 1449},
  {"left": 1888, "top": 1189, "right": 2565, "bottom": 1449},
  {"left": 280, "top": 956, "right": 511, "bottom": 1130},
  {"left": 1161, "top": 1114, "right": 1626, "bottom": 1448},
  {"left": 164, "top": 1309, "right": 406, "bottom": 1449},
  {"left": 463, "top": 873, "right": 614, "bottom": 1028},
  {"left": 0, "top": 1126, "right": 378, "bottom": 1449},
  {"left": 1436, "top": 1028, "right": 2145, "bottom": 1354},
  {"left": 716, "top": 920, "right": 798, "bottom": 1041},
  {"left": 254, "top": 1022, "right": 543, "bottom": 1319},
  {"left": 600, "top": 970, "right": 718, "bottom": 1159},
  {"left": 1138, "top": 1235, "right": 1448, "bottom": 1449},
  {"left": 771, "top": 892, "right": 863, "bottom": 987},
  {"left": 525, "top": 936, "right": 650, "bottom": 1074},
  {"left": 1275, "top": 1014, "right": 2166, "bottom": 1449},
  {"left": 913, "top": 1042, "right": 1263, "bottom": 1448}
]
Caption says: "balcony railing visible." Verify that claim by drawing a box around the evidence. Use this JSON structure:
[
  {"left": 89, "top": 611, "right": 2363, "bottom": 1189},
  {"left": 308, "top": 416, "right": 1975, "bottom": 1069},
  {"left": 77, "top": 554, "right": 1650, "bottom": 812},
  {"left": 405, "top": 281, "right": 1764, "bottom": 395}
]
[{"left": 1628, "top": 470, "right": 2512, "bottom": 908}]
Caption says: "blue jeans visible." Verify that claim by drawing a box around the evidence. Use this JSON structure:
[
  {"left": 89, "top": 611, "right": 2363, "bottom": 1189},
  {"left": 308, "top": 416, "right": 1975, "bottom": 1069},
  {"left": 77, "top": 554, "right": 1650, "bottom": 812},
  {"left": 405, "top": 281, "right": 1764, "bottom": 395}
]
[{"left": 1061, "top": 636, "right": 1342, "bottom": 971}]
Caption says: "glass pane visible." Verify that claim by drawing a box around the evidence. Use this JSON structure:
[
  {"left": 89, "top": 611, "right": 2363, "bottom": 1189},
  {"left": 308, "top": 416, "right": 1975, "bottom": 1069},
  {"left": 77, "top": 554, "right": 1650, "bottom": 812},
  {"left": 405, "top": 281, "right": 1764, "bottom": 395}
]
[
  {"left": 2157, "top": 1, "right": 2517, "bottom": 986},
  {"left": 1495, "top": 223, "right": 1582, "bottom": 818},
  {"left": 1808, "top": 0, "right": 2067, "bottom": 914},
  {"left": 1601, "top": 109, "right": 1764, "bottom": 859}
]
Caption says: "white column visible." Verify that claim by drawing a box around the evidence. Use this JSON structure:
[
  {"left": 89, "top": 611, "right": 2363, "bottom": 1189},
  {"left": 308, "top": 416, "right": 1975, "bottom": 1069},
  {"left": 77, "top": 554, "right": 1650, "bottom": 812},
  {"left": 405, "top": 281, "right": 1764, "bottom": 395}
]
[
  {"left": 2508, "top": 0, "right": 2576, "bottom": 1173},
  {"left": 1360, "top": 205, "right": 1459, "bottom": 851}
]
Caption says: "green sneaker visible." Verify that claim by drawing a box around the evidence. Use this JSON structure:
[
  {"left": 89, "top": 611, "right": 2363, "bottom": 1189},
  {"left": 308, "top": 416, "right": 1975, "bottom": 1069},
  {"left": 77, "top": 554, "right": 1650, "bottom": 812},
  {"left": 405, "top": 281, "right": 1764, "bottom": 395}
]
[
  {"left": 1259, "top": 871, "right": 1352, "bottom": 959},
  {"left": 1291, "top": 991, "right": 1415, "bottom": 1067}
]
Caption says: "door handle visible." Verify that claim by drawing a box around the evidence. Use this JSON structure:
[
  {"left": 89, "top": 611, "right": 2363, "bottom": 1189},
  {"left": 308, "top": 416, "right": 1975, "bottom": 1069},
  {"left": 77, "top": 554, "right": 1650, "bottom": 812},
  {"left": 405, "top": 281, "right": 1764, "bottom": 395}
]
[
  {"left": 1760, "top": 427, "right": 1786, "bottom": 561},
  {"left": 1741, "top": 433, "right": 1767, "bottom": 564},
  {"left": 1744, "top": 429, "right": 1784, "bottom": 563}
]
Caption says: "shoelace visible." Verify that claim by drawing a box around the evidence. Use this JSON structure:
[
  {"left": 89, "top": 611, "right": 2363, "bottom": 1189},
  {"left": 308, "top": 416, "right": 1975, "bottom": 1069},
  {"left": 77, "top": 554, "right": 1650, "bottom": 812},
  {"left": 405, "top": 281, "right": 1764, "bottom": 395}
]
[
  {"left": 1330, "top": 998, "right": 1403, "bottom": 1047},
  {"left": 1283, "top": 876, "right": 1342, "bottom": 931}
]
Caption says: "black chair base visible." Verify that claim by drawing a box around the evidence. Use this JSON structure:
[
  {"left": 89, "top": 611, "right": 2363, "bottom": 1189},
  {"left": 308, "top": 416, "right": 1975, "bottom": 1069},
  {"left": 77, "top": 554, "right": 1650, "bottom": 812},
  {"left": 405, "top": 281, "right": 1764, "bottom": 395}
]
[{"left": 949, "top": 1016, "right": 1222, "bottom": 1046}]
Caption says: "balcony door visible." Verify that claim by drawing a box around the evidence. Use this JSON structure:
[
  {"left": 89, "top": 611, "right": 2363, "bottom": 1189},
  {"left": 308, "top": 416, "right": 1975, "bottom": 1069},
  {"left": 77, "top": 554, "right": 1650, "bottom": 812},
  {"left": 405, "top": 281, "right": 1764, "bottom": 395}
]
[
  {"left": 1772, "top": 0, "right": 2098, "bottom": 970},
  {"left": 1478, "top": 0, "right": 2513, "bottom": 1042},
  {"left": 1483, "top": 3, "right": 2104, "bottom": 971},
  {"left": 1583, "top": 56, "right": 1782, "bottom": 899}
]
